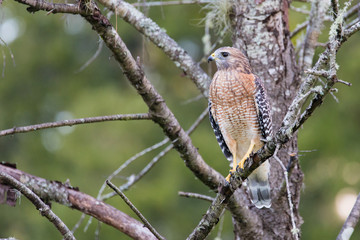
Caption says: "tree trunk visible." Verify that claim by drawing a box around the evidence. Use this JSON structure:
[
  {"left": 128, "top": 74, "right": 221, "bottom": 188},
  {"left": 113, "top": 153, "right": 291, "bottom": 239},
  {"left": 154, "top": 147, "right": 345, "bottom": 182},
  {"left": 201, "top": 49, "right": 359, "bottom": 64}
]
[{"left": 230, "top": 0, "right": 304, "bottom": 239}]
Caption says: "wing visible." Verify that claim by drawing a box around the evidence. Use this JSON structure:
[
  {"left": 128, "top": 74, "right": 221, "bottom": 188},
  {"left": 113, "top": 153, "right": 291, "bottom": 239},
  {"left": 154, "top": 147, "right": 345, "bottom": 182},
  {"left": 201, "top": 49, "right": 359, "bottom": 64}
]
[
  {"left": 208, "top": 101, "right": 233, "bottom": 162},
  {"left": 254, "top": 76, "right": 273, "bottom": 140}
]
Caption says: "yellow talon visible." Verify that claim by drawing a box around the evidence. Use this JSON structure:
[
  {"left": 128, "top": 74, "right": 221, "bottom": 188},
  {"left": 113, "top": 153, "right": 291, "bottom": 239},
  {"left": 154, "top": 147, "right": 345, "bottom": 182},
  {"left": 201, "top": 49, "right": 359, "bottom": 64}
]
[
  {"left": 225, "top": 173, "right": 231, "bottom": 182},
  {"left": 237, "top": 139, "right": 255, "bottom": 170},
  {"left": 226, "top": 139, "right": 256, "bottom": 182}
]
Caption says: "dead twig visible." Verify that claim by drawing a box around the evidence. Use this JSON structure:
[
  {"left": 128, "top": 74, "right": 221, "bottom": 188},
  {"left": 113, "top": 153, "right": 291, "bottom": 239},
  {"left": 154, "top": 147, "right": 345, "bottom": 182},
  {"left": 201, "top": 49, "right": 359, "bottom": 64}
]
[
  {"left": 0, "top": 113, "right": 151, "bottom": 137},
  {"left": 178, "top": 191, "right": 214, "bottom": 202},
  {"left": 100, "top": 108, "right": 208, "bottom": 201},
  {"left": 132, "top": 0, "right": 211, "bottom": 7},
  {"left": 273, "top": 146, "right": 299, "bottom": 240},
  {"left": 0, "top": 172, "right": 75, "bottom": 240},
  {"left": 106, "top": 180, "right": 166, "bottom": 240}
]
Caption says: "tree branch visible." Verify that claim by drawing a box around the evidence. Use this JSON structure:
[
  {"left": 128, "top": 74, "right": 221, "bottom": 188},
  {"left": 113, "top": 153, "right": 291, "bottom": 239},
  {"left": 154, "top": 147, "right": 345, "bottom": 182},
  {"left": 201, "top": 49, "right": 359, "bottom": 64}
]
[
  {"left": 14, "top": 0, "right": 84, "bottom": 14},
  {"left": 97, "top": 0, "right": 211, "bottom": 96},
  {"left": 100, "top": 108, "right": 208, "bottom": 200},
  {"left": 0, "top": 113, "right": 151, "bottom": 137},
  {"left": 106, "top": 180, "right": 165, "bottom": 240},
  {"left": 132, "top": 0, "right": 211, "bottom": 7},
  {"left": 336, "top": 193, "right": 360, "bottom": 240},
  {"left": 300, "top": 0, "right": 330, "bottom": 71},
  {"left": 178, "top": 191, "right": 214, "bottom": 202},
  {"left": 0, "top": 164, "right": 157, "bottom": 240},
  {"left": 273, "top": 147, "right": 299, "bottom": 240},
  {"left": 79, "top": 4, "right": 224, "bottom": 190},
  {"left": 0, "top": 171, "right": 75, "bottom": 240}
]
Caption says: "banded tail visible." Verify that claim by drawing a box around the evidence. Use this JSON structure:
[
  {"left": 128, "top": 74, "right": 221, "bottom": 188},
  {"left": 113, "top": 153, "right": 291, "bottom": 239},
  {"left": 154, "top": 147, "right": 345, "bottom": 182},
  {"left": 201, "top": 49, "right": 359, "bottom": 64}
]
[{"left": 247, "top": 160, "right": 271, "bottom": 209}]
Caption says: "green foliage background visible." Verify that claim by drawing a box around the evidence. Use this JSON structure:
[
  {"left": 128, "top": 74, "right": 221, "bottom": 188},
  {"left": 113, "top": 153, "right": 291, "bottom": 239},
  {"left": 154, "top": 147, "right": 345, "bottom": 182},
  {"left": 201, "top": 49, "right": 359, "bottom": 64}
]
[{"left": 0, "top": 1, "right": 359, "bottom": 239}]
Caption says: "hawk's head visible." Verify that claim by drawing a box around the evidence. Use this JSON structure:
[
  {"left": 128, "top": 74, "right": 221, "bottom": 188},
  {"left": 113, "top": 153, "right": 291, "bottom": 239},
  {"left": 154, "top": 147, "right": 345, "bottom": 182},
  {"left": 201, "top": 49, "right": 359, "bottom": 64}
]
[{"left": 208, "top": 47, "right": 251, "bottom": 73}]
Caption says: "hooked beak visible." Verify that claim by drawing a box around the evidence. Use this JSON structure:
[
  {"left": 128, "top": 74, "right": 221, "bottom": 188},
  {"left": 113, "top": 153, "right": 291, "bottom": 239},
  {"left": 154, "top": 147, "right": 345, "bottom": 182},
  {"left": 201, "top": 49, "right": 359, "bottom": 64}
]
[{"left": 207, "top": 53, "right": 216, "bottom": 63}]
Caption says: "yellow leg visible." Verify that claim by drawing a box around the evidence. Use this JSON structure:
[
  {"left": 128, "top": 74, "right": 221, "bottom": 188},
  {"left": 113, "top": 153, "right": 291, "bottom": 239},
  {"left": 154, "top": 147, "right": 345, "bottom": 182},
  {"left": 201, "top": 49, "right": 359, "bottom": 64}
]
[
  {"left": 225, "top": 139, "right": 255, "bottom": 182},
  {"left": 238, "top": 139, "right": 255, "bottom": 169}
]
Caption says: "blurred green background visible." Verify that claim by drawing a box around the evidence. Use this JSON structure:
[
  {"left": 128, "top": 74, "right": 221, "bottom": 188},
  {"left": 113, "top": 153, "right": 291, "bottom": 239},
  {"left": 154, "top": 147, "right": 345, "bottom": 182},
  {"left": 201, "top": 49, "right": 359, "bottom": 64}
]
[{"left": 0, "top": 1, "right": 359, "bottom": 239}]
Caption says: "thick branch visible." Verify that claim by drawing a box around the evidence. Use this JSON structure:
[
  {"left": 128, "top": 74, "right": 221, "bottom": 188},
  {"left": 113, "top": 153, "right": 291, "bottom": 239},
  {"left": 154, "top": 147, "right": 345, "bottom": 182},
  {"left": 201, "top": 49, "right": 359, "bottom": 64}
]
[
  {"left": 0, "top": 171, "right": 75, "bottom": 240},
  {"left": 81, "top": 5, "right": 224, "bottom": 190},
  {"left": 97, "top": 0, "right": 211, "bottom": 96},
  {"left": 0, "top": 164, "right": 157, "bottom": 240},
  {"left": 0, "top": 113, "right": 151, "bottom": 137},
  {"left": 14, "top": 0, "right": 84, "bottom": 14}
]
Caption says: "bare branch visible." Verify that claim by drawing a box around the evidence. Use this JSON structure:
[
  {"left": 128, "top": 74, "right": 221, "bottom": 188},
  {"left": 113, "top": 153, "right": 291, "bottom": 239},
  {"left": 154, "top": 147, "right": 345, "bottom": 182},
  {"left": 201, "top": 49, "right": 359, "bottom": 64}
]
[
  {"left": 290, "top": 5, "right": 310, "bottom": 15},
  {"left": 178, "top": 191, "right": 214, "bottom": 202},
  {"left": 100, "top": 108, "right": 208, "bottom": 200},
  {"left": 0, "top": 113, "right": 151, "bottom": 137},
  {"left": 70, "top": 213, "right": 86, "bottom": 234},
  {"left": 14, "top": 0, "right": 83, "bottom": 14},
  {"left": 289, "top": 2, "right": 358, "bottom": 39},
  {"left": 0, "top": 37, "right": 16, "bottom": 78},
  {"left": 80, "top": 6, "right": 223, "bottom": 190},
  {"left": 0, "top": 171, "right": 75, "bottom": 240},
  {"left": 0, "top": 164, "right": 157, "bottom": 240},
  {"left": 290, "top": 20, "right": 309, "bottom": 38},
  {"left": 75, "top": 37, "right": 104, "bottom": 73},
  {"left": 132, "top": 0, "right": 211, "bottom": 7},
  {"left": 300, "top": 0, "right": 330, "bottom": 71},
  {"left": 273, "top": 146, "right": 299, "bottom": 240},
  {"left": 337, "top": 193, "right": 360, "bottom": 240},
  {"left": 343, "top": 20, "right": 360, "bottom": 40},
  {"left": 97, "top": 0, "right": 211, "bottom": 96},
  {"left": 106, "top": 180, "right": 165, "bottom": 240},
  {"left": 344, "top": 2, "right": 360, "bottom": 19}
]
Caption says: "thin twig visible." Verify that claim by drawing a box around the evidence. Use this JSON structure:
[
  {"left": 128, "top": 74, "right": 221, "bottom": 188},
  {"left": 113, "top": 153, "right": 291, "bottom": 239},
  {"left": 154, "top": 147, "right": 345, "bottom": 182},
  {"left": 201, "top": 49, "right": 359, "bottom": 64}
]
[
  {"left": 75, "top": 37, "right": 104, "bottom": 73},
  {"left": 344, "top": 2, "right": 360, "bottom": 20},
  {"left": 300, "top": 0, "right": 330, "bottom": 71},
  {"left": 0, "top": 172, "right": 75, "bottom": 240},
  {"left": 0, "top": 37, "right": 16, "bottom": 67},
  {"left": 100, "top": 108, "right": 208, "bottom": 200},
  {"left": 106, "top": 180, "right": 166, "bottom": 240},
  {"left": 178, "top": 191, "right": 215, "bottom": 202},
  {"left": 132, "top": 0, "right": 211, "bottom": 7},
  {"left": 337, "top": 79, "right": 352, "bottom": 86},
  {"left": 272, "top": 146, "right": 299, "bottom": 240},
  {"left": 290, "top": 5, "right": 310, "bottom": 15},
  {"left": 336, "top": 193, "right": 360, "bottom": 240},
  {"left": 0, "top": 113, "right": 151, "bottom": 137},
  {"left": 70, "top": 213, "right": 86, "bottom": 235},
  {"left": 290, "top": 20, "right": 309, "bottom": 38},
  {"left": 97, "top": 137, "right": 170, "bottom": 200}
]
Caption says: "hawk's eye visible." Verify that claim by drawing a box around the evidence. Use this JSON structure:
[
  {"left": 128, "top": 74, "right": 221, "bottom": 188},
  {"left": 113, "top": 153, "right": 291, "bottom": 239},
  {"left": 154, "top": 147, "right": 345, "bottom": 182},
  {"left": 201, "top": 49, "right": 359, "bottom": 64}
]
[{"left": 221, "top": 52, "right": 229, "bottom": 57}]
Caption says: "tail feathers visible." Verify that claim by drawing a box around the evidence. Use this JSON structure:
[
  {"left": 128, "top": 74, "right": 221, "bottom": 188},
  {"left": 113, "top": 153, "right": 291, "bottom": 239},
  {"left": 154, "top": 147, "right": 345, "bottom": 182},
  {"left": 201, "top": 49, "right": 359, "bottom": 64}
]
[{"left": 247, "top": 177, "right": 271, "bottom": 209}]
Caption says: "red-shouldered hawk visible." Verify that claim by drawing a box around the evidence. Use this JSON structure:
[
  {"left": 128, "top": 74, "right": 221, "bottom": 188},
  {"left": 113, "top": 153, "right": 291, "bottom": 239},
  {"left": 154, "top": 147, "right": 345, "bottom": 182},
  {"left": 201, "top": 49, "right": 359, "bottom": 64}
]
[{"left": 208, "top": 47, "right": 273, "bottom": 209}]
